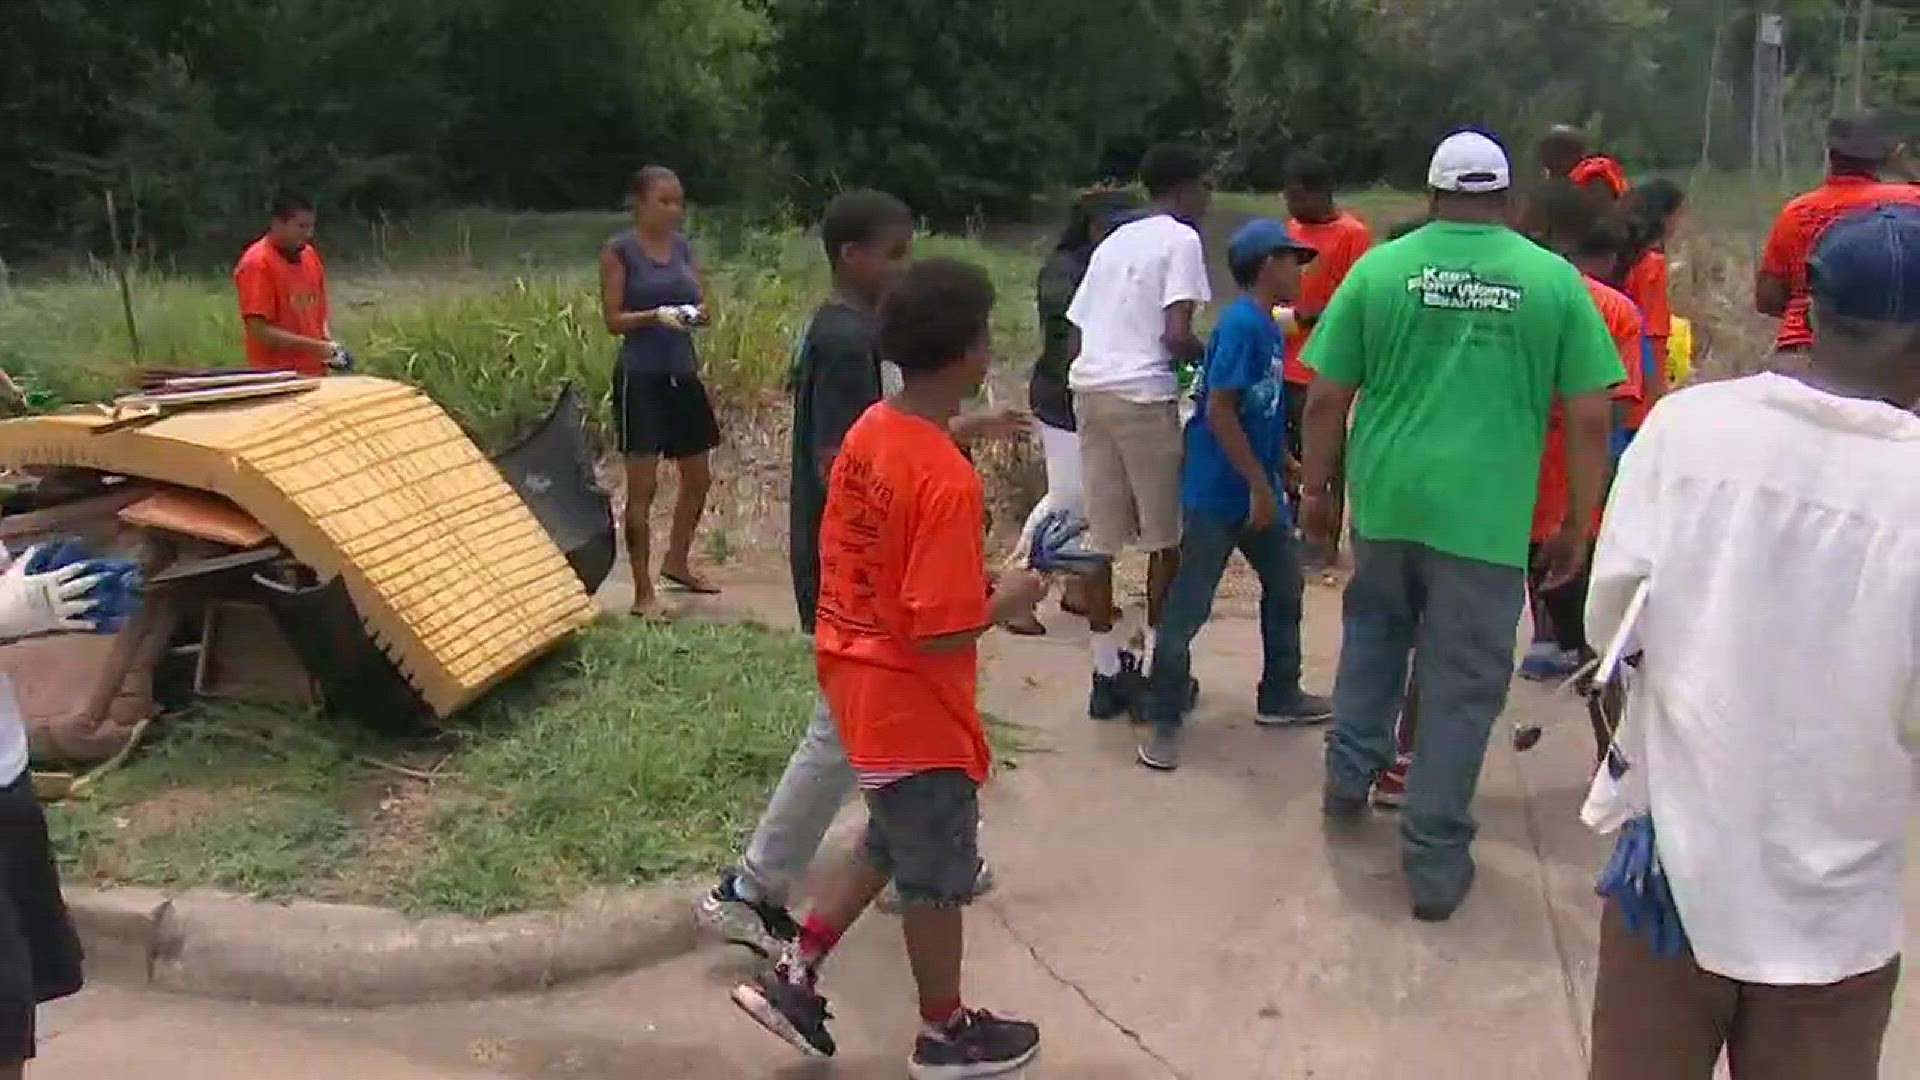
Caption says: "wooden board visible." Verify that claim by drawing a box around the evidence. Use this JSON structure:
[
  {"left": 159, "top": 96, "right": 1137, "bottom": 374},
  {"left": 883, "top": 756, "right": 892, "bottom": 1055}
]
[{"left": 120, "top": 487, "right": 273, "bottom": 547}]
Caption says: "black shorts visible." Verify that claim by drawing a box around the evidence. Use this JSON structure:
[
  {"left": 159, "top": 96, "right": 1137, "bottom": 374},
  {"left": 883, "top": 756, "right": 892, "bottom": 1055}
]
[
  {"left": 0, "top": 773, "right": 84, "bottom": 1062},
  {"left": 860, "top": 769, "right": 982, "bottom": 909},
  {"left": 611, "top": 369, "right": 721, "bottom": 459}
]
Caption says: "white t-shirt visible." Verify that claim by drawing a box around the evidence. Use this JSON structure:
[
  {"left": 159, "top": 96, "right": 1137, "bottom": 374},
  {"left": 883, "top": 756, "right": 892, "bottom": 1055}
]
[
  {"left": 0, "top": 541, "right": 24, "bottom": 786},
  {"left": 1065, "top": 214, "right": 1210, "bottom": 403},
  {"left": 0, "top": 674, "right": 24, "bottom": 788},
  {"left": 1585, "top": 373, "right": 1920, "bottom": 985}
]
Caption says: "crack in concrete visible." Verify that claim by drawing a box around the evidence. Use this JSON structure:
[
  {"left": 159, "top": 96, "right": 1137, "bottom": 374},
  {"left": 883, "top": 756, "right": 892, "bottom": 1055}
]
[
  {"left": 1510, "top": 749, "right": 1593, "bottom": 1065},
  {"left": 983, "top": 899, "right": 1190, "bottom": 1080}
]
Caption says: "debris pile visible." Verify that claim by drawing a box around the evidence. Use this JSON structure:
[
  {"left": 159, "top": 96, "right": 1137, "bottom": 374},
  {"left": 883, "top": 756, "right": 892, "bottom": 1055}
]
[{"left": 0, "top": 373, "right": 613, "bottom": 764}]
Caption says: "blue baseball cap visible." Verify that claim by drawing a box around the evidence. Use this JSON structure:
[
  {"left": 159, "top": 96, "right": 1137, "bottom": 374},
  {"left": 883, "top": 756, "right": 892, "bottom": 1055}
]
[
  {"left": 1810, "top": 203, "right": 1920, "bottom": 324},
  {"left": 1228, "top": 218, "right": 1317, "bottom": 273}
]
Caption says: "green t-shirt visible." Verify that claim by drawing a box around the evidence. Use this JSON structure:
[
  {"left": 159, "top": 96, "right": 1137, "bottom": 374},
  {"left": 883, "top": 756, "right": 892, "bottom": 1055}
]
[{"left": 1303, "top": 221, "right": 1623, "bottom": 569}]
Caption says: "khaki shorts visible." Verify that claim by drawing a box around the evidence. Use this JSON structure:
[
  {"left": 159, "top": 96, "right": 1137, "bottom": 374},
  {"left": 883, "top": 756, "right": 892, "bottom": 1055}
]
[{"left": 1073, "top": 390, "right": 1182, "bottom": 555}]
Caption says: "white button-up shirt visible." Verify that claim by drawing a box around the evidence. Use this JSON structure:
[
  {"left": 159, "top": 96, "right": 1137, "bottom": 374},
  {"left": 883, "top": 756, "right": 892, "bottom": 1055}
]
[{"left": 1586, "top": 372, "right": 1920, "bottom": 986}]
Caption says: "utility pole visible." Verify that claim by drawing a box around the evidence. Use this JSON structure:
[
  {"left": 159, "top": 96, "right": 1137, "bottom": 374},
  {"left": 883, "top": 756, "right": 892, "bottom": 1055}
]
[
  {"left": 1751, "top": 9, "right": 1786, "bottom": 179},
  {"left": 1853, "top": 0, "right": 1873, "bottom": 111}
]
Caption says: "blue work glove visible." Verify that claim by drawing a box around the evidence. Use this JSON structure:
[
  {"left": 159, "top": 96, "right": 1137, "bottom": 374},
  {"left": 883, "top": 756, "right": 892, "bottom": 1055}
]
[
  {"left": 1595, "top": 814, "right": 1690, "bottom": 959},
  {"left": 19, "top": 538, "right": 142, "bottom": 634},
  {"left": 1027, "top": 508, "right": 1110, "bottom": 576}
]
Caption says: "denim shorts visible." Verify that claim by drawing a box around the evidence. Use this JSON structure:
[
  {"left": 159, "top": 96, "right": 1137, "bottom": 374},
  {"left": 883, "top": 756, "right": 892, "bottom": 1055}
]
[{"left": 860, "top": 769, "right": 982, "bottom": 909}]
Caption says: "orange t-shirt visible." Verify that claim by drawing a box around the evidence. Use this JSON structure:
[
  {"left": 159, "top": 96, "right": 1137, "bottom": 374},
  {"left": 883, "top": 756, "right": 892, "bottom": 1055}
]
[
  {"left": 1282, "top": 212, "right": 1372, "bottom": 384},
  {"left": 1533, "top": 278, "right": 1642, "bottom": 542},
  {"left": 233, "top": 236, "right": 329, "bottom": 376},
  {"left": 1621, "top": 250, "right": 1670, "bottom": 428},
  {"left": 1759, "top": 175, "right": 1920, "bottom": 350},
  {"left": 1568, "top": 155, "right": 1629, "bottom": 198},
  {"left": 815, "top": 402, "right": 992, "bottom": 788}
]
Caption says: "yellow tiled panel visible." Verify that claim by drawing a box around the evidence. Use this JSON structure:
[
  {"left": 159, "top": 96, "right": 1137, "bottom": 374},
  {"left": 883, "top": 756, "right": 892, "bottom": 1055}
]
[{"left": 0, "top": 377, "right": 594, "bottom": 715}]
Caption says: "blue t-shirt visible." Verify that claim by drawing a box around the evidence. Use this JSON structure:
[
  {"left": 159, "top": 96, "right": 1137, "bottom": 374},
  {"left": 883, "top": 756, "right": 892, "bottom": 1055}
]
[{"left": 1181, "top": 294, "right": 1289, "bottom": 522}]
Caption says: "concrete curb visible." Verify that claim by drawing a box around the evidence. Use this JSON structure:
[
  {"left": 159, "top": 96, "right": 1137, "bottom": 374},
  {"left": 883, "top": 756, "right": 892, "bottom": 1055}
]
[{"left": 64, "top": 884, "right": 701, "bottom": 1006}]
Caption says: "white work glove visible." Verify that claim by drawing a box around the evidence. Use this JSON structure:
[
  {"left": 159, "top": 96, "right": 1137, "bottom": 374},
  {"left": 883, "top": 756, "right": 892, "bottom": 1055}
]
[
  {"left": 1273, "top": 305, "right": 1299, "bottom": 334},
  {"left": 0, "top": 547, "right": 104, "bottom": 639},
  {"left": 652, "top": 305, "right": 688, "bottom": 331}
]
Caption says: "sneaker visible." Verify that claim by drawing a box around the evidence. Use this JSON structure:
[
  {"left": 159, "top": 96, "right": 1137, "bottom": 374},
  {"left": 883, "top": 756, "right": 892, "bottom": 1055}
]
[
  {"left": 1371, "top": 754, "right": 1412, "bottom": 810},
  {"left": 1255, "top": 691, "right": 1335, "bottom": 727},
  {"left": 1517, "top": 645, "right": 1581, "bottom": 682},
  {"left": 1089, "top": 650, "right": 1143, "bottom": 720},
  {"left": 731, "top": 966, "right": 836, "bottom": 1057},
  {"left": 696, "top": 871, "right": 798, "bottom": 959},
  {"left": 1136, "top": 726, "right": 1182, "bottom": 771},
  {"left": 877, "top": 861, "right": 997, "bottom": 915},
  {"left": 909, "top": 1008, "right": 1041, "bottom": 1078}
]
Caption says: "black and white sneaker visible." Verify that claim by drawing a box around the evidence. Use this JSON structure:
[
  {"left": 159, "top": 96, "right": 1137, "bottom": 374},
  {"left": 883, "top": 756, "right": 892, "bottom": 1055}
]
[
  {"left": 697, "top": 870, "right": 798, "bottom": 959},
  {"left": 1088, "top": 651, "right": 1144, "bottom": 720},
  {"left": 731, "top": 966, "right": 836, "bottom": 1057},
  {"left": 910, "top": 1008, "right": 1041, "bottom": 1078}
]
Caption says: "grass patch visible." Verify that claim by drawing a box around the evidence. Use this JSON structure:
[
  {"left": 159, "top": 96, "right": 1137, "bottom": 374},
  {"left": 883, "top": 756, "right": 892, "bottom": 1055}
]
[
  {"left": 0, "top": 212, "right": 1044, "bottom": 448},
  {"left": 44, "top": 618, "right": 818, "bottom": 916}
]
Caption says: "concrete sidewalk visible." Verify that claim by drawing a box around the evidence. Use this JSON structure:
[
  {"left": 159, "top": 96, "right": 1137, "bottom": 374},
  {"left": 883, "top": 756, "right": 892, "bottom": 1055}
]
[{"left": 37, "top": 581, "right": 1920, "bottom": 1078}]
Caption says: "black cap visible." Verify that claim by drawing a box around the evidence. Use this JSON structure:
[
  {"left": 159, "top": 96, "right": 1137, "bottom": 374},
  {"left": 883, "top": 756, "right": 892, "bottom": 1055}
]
[{"left": 1828, "top": 114, "right": 1892, "bottom": 163}]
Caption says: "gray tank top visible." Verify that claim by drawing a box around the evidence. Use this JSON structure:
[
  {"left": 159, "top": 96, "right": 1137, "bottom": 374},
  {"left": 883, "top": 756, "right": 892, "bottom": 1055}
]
[{"left": 611, "top": 231, "right": 700, "bottom": 378}]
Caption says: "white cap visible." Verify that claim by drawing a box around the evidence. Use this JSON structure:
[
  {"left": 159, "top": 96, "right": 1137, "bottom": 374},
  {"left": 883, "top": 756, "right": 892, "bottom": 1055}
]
[{"left": 1427, "top": 131, "right": 1511, "bottom": 193}]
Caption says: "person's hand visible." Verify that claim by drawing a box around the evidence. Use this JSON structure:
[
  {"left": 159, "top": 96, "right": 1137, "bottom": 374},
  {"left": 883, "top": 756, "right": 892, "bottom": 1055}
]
[
  {"left": 1273, "top": 305, "right": 1299, "bottom": 334},
  {"left": 324, "top": 342, "right": 355, "bottom": 372},
  {"left": 991, "top": 566, "right": 1052, "bottom": 618},
  {"left": 1248, "top": 483, "right": 1281, "bottom": 532},
  {"left": 653, "top": 305, "right": 688, "bottom": 331},
  {"left": 1537, "top": 521, "right": 1591, "bottom": 590},
  {"left": 952, "top": 407, "right": 1032, "bottom": 445},
  {"left": 1299, "top": 490, "right": 1340, "bottom": 562},
  {"left": 0, "top": 547, "right": 103, "bottom": 639}
]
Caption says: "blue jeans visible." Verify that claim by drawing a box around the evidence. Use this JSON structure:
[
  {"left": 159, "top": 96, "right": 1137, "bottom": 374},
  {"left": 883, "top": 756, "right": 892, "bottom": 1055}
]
[
  {"left": 1146, "top": 509, "right": 1307, "bottom": 726},
  {"left": 1324, "top": 537, "right": 1525, "bottom": 901}
]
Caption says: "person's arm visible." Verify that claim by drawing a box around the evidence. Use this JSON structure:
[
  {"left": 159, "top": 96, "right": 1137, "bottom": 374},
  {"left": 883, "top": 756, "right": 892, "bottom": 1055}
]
[
  {"left": 922, "top": 568, "right": 1053, "bottom": 652},
  {"left": 1296, "top": 254, "right": 1369, "bottom": 547},
  {"left": 242, "top": 316, "right": 333, "bottom": 357},
  {"left": 1754, "top": 208, "right": 1797, "bottom": 317},
  {"left": 1160, "top": 228, "right": 1211, "bottom": 363},
  {"left": 896, "top": 486, "right": 1026, "bottom": 653},
  {"left": 1203, "top": 315, "right": 1281, "bottom": 528},
  {"left": 802, "top": 328, "right": 881, "bottom": 483},
  {"left": 1299, "top": 376, "right": 1358, "bottom": 552},
  {"left": 1551, "top": 388, "right": 1613, "bottom": 586},
  {"left": 1162, "top": 300, "right": 1203, "bottom": 363},
  {"left": 1543, "top": 275, "right": 1630, "bottom": 587},
  {"left": 598, "top": 242, "right": 671, "bottom": 335},
  {"left": 687, "top": 235, "right": 715, "bottom": 321}
]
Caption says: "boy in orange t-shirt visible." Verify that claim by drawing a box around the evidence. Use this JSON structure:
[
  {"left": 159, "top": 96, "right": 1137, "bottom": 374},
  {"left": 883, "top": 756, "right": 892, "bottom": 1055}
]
[
  {"left": 232, "top": 192, "right": 341, "bottom": 376},
  {"left": 731, "top": 259, "right": 1050, "bottom": 1074},
  {"left": 1520, "top": 227, "right": 1642, "bottom": 685}
]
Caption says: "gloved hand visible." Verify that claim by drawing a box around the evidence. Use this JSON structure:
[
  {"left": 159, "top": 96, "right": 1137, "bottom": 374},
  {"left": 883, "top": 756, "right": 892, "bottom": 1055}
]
[
  {"left": 18, "top": 538, "right": 144, "bottom": 635},
  {"left": 325, "top": 343, "right": 356, "bottom": 372},
  {"left": 0, "top": 544, "right": 106, "bottom": 640},
  {"left": 1027, "top": 508, "right": 1110, "bottom": 576},
  {"left": 1595, "top": 814, "right": 1690, "bottom": 959}
]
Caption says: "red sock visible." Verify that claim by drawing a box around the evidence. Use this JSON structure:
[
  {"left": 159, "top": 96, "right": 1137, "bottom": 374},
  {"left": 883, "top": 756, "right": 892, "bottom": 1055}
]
[
  {"left": 796, "top": 915, "right": 843, "bottom": 966},
  {"left": 920, "top": 998, "right": 964, "bottom": 1029}
]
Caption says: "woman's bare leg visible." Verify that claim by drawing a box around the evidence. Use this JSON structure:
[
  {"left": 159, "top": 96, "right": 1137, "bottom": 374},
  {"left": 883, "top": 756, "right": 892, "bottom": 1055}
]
[
  {"left": 661, "top": 451, "right": 716, "bottom": 591},
  {"left": 625, "top": 454, "right": 661, "bottom": 614}
]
